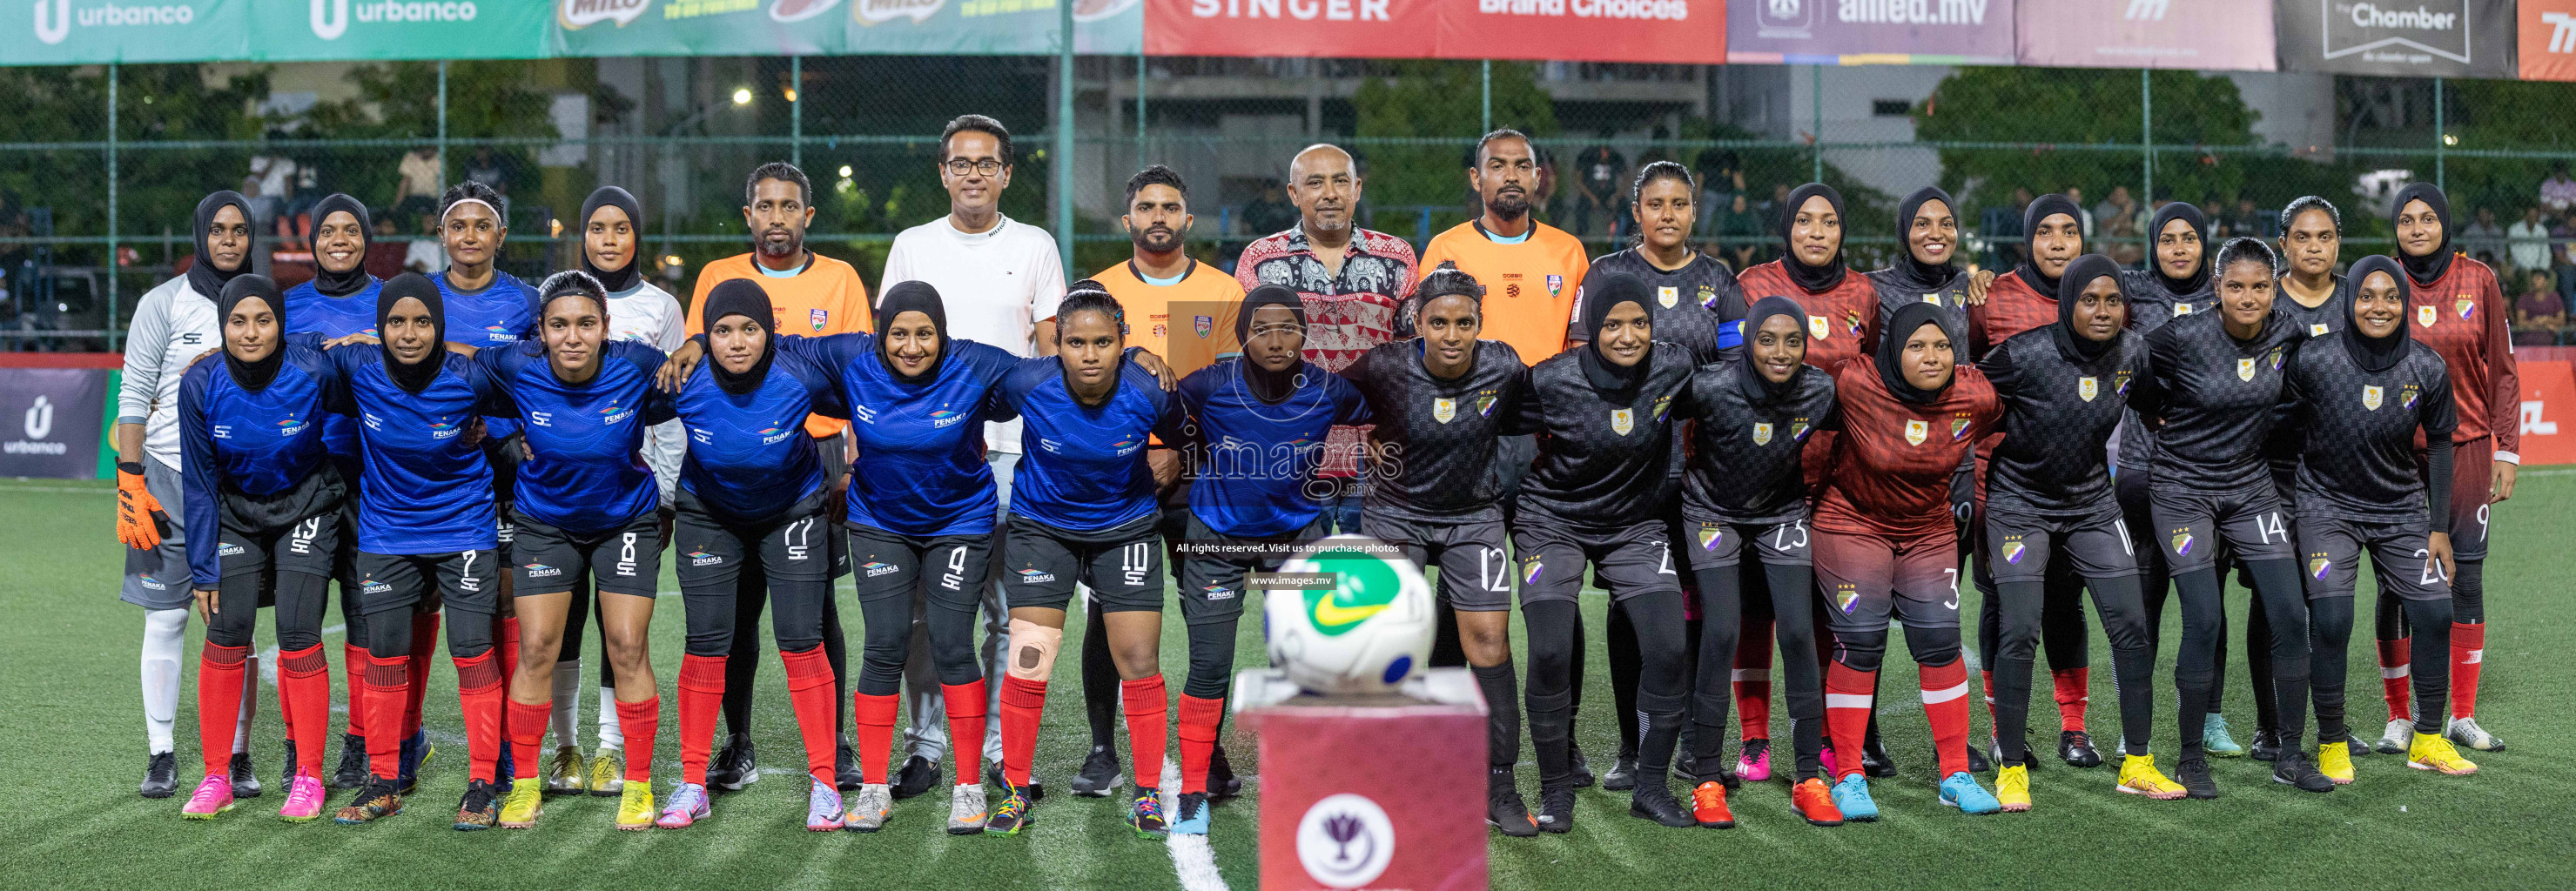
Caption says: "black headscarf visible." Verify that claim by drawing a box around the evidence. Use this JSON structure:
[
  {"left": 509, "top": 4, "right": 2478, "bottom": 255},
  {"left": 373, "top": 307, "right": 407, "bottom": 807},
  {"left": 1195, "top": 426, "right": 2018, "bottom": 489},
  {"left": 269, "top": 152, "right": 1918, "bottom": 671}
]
[
  {"left": 2054, "top": 254, "right": 2126, "bottom": 363},
  {"left": 2390, "top": 183, "right": 2454, "bottom": 286},
  {"left": 1876, "top": 300, "right": 1954, "bottom": 405},
  {"left": 216, "top": 274, "right": 286, "bottom": 391},
  {"left": 874, "top": 280, "right": 948, "bottom": 386},
  {"left": 1739, "top": 295, "right": 1806, "bottom": 403},
  {"left": 1577, "top": 272, "right": 1655, "bottom": 393},
  {"left": 307, "top": 193, "right": 373, "bottom": 298},
  {"left": 1236, "top": 284, "right": 1308, "bottom": 403},
  {"left": 2343, "top": 254, "right": 2413, "bottom": 373},
  {"left": 1779, "top": 183, "right": 1847, "bottom": 293},
  {"left": 579, "top": 186, "right": 645, "bottom": 294},
  {"left": 2015, "top": 194, "right": 2084, "bottom": 298},
  {"left": 1883, "top": 186, "right": 1962, "bottom": 291},
  {"left": 375, "top": 273, "right": 447, "bottom": 394},
  {"left": 188, "top": 191, "right": 253, "bottom": 300},
  {"left": 2146, "top": 201, "right": 2211, "bottom": 298},
  {"left": 701, "top": 278, "right": 777, "bottom": 395}
]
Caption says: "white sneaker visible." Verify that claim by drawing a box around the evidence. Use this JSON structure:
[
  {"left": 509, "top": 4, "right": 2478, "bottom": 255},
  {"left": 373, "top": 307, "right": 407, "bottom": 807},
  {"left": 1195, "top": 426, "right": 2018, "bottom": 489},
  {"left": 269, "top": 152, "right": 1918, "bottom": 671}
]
[
  {"left": 2446, "top": 717, "right": 2505, "bottom": 753},
  {"left": 947, "top": 783, "right": 987, "bottom": 835},
  {"left": 844, "top": 783, "right": 892, "bottom": 832},
  {"left": 2374, "top": 719, "right": 2413, "bottom": 754}
]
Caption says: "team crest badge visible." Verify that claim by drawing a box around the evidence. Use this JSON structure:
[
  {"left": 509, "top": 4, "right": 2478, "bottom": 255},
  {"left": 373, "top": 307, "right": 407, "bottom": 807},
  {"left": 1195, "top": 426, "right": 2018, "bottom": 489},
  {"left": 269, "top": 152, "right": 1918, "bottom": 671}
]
[
  {"left": 1809, "top": 315, "right": 1830, "bottom": 339},
  {"left": 2311, "top": 323, "right": 2331, "bottom": 336},
  {"left": 2079, "top": 376, "right": 2099, "bottom": 402},
  {"left": 1834, "top": 584, "right": 1860, "bottom": 613},
  {"left": 1951, "top": 417, "right": 1972, "bottom": 440},
  {"left": 1194, "top": 315, "right": 1213, "bottom": 338},
  {"left": 2115, "top": 371, "right": 2133, "bottom": 394},
  {"left": 1845, "top": 311, "right": 1865, "bottom": 335},
  {"left": 1905, "top": 419, "right": 1929, "bottom": 446},
  {"left": 1652, "top": 396, "right": 1672, "bottom": 419},
  {"left": 2310, "top": 556, "right": 2332, "bottom": 580},
  {"left": 1697, "top": 285, "right": 1718, "bottom": 307},
  {"left": 2169, "top": 530, "right": 2195, "bottom": 557},
  {"left": 1790, "top": 418, "right": 1811, "bottom": 440},
  {"left": 1923, "top": 293, "right": 1943, "bottom": 305},
  {"left": 2401, "top": 385, "right": 2420, "bottom": 409},
  {"left": 2456, "top": 296, "right": 2474, "bottom": 319},
  {"left": 1658, "top": 285, "right": 1679, "bottom": 309},
  {"left": 1752, "top": 422, "right": 1774, "bottom": 446},
  {"left": 2175, "top": 303, "right": 2193, "bottom": 315},
  {"left": 2237, "top": 358, "right": 2257, "bottom": 382},
  {"left": 1611, "top": 408, "right": 1635, "bottom": 436},
  {"left": 2418, "top": 305, "right": 2438, "bottom": 327},
  {"left": 2001, "top": 536, "right": 2027, "bottom": 565},
  {"left": 2270, "top": 346, "right": 2285, "bottom": 370},
  {"left": 1699, "top": 525, "right": 1723, "bottom": 551},
  {"left": 1477, "top": 393, "right": 1498, "bottom": 417},
  {"left": 810, "top": 308, "right": 829, "bottom": 332},
  {"left": 2363, "top": 385, "right": 2384, "bottom": 411},
  {"left": 1546, "top": 275, "right": 1564, "bottom": 298},
  {"left": 1433, "top": 398, "right": 1456, "bottom": 424},
  {"left": 1522, "top": 555, "right": 1544, "bottom": 585}
]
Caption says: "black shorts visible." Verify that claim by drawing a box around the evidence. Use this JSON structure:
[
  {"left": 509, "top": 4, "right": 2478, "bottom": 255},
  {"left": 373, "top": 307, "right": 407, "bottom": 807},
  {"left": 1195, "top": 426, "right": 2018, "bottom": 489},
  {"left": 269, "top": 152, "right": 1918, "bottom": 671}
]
[
  {"left": 1175, "top": 512, "right": 1326, "bottom": 626},
  {"left": 217, "top": 506, "right": 340, "bottom": 583},
  {"left": 1001, "top": 512, "right": 1165, "bottom": 613},
  {"left": 486, "top": 433, "right": 522, "bottom": 559},
  {"left": 353, "top": 548, "right": 501, "bottom": 615},
  {"left": 1359, "top": 507, "right": 1512, "bottom": 613},
  {"left": 675, "top": 489, "right": 835, "bottom": 593},
  {"left": 1981, "top": 502, "right": 2140, "bottom": 584},
  {"left": 1678, "top": 512, "right": 1813, "bottom": 571},
  {"left": 509, "top": 507, "right": 662, "bottom": 598},
  {"left": 2149, "top": 481, "right": 2292, "bottom": 575},
  {"left": 846, "top": 522, "right": 991, "bottom": 611},
  {"left": 2297, "top": 512, "right": 2449, "bottom": 602},
  {"left": 1509, "top": 518, "right": 1680, "bottom": 606}
]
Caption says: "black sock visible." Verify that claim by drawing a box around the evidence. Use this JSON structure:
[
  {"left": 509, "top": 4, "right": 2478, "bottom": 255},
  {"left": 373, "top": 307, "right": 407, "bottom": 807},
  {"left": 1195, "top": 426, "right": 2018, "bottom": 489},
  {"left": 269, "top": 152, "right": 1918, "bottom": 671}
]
[
  {"left": 1082, "top": 600, "right": 1118, "bottom": 750},
  {"left": 1473, "top": 660, "right": 1522, "bottom": 791},
  {"left": 2244, "top": 559, "right": 2310, "bottom": 753},
  {"left": 1991, "top": 579, "right": 2046, "bottom": 767}
]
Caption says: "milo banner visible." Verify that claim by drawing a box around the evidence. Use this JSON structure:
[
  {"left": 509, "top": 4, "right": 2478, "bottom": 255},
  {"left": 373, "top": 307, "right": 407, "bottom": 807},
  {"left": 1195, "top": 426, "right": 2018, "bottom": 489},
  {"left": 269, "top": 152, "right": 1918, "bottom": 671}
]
[
  {"left": 552, "top": 0, "right": 1142, "bottom": 57},
  {"left": 7, "top": 0, "right": 247, "bottom": 64},
  {"left": 255, "top": 0, "right": 551, "bottom": 60},
  {"left": 2275, "top": 0, "right": 2517, "bottom": 77}
]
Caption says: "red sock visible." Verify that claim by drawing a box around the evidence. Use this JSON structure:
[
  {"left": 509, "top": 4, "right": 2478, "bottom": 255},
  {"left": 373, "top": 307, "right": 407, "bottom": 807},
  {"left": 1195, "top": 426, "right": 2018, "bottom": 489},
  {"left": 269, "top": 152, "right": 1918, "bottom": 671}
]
[
  {"left": 506, "top": 698, "right": 550, "bottom": 780},
  {"left": 453, "top": 650, "right": 504, "bottom": 783},
  {"left": 943, "top": 681, "right": 988, "bottom": 787},
  {"left": 1980, "top": 668, "right": 1996, "bottom": 725},
  {"left": 402, "top": 613, "right": 439, "bottom": 740},
  {"left": 615, "top": 698, "right": 658, "bottom": 781},
  {"left": 2451, "top": 622, "right": 2485, "bottom": 720},
  {"left": 2052, "top": 667, "right": 2090, "bottom": 734},
  {"left": 1920, "top": 660, "right": 1972, "bottom": 778},
  {"left": 1733, "top": 618, "right": 1772, "bottom": 741},
  {"left": 778, "top": 647, "right": 837, "bottom": 787},
  {"left": 364, "top": 654, "right": 410, "bottom": 780},
  {"left": 198, "top": 643, "right": 250, "bottom": 779},
  {"left": 854, "top": 693, "right": 899, "bottom": 787},
  {"left": 2377, "top": 637, "right": 2413, "bottom": 724},
  {"left": 1825, "top": 662, "right": 1875, "bottom": 780},
  {"left": 1121, "top": 675, "right": 1169, "bottom": 791},
  {"left": 999, "top": 676, "right": 1048, "bottom": 790},
  {"left": 1177, "top": 694, "right": 1224, "bottom": 795},
  {"left": 279, "top": 645, "right": 332, "bottom": 775},
  {"left": 676, "top": 654, "right": 727, "bottom": 786},
  {"left": 494, "top": 617, "right": 521, "bottom": 757},
  {"left": 343, "top": 643, "right": 371, "bottom": 740}
]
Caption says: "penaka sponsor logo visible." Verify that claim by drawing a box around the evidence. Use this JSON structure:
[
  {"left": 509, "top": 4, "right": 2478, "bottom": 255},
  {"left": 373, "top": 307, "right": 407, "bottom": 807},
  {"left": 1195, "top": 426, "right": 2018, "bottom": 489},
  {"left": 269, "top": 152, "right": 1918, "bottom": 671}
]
[
  {"left": 34, "top": 0, "right": 197, "bottom": 44},
  {"left": 560, "top": 0, "right": 649, "bottom": 28}
]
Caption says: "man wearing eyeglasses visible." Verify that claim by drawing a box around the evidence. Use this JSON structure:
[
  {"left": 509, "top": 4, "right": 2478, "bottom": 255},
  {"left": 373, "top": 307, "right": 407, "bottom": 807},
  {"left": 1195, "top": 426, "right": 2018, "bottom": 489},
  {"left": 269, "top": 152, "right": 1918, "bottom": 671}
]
[{"left": 879, "top": 113, "right": 1069, "bottom": 801}]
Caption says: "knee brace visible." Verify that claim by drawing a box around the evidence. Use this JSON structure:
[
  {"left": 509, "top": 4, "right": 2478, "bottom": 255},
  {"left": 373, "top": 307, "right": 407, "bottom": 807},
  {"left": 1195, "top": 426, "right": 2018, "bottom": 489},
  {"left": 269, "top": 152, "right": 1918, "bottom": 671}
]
[
  {"left": 1006, "top": 619, "right": 1064, "bottom": 683},
  {"left": 1904, "top": 621, "right": 1964, "bottom": 667},
  {"left": 1833, "top": 629, "right": 1889, "bottom": 673}
]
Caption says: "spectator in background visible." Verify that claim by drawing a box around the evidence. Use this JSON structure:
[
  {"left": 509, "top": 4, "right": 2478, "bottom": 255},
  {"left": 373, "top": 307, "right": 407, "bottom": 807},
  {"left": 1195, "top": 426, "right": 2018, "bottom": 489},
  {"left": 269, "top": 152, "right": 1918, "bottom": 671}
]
[
  {"left": 2102, "top": 201, "right": 2144, "bottom": 267},
  {"left": 1764, "top": 183, "right": 1795, "bottom": 237},
  {"left": 2507, "top": 206, "right": 2552, "bottom": 278},
  {"left": 246, "top": 148, "right": 296, "bottom": 232},
  {"left": 2462, "top": 206, "right": 2507, "bottom": 268},
  {"left": 2513, "top": 268, "right": 2566, "bottom": 345},
  {"left": 1241, "top": 178, "right": 1297, "bottom": 238},
  {"left": 465, "top": 147, "right": 510, "bottom": 197},
  {"left": 1694, "top": 148, "right": 1745, "bottom": 232},
  {"left": 2093, "top": 185, "right": 2137, "bottom": 237},
  {"left": 2232, "top": 196, "right": 2263, "bottom": 237},
  {"left": 394, "top": 147, "right": 441, "bottom": 221},
  {"left": 2541, "top": 163, "right": 2576, "bottom": 212},
  {"left": 364, "top": 215, "right": 407, "bottom": 279},
  {"left": 1573, "top": 135, "right": 1624, "bottom": 240},
  {"left": 1714, "top": 191, "right": 1766, "bottom": 271},
  {"left": 2066, "top": 186, "right": 2095, "bottom": 238},
  {"left": 2200, "top": 197, "right": 2228, "bottom": 238},
  {"left": 402, "top": 212, "right": 443, "bottom": 273}
]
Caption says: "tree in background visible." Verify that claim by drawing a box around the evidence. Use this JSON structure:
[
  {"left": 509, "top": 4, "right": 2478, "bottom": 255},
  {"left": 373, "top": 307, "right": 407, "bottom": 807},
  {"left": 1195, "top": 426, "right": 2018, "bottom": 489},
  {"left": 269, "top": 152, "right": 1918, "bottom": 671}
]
[
  {"left": 0, "top": 64, "right": 270, "bottom": 253},
  {"left": 1353, "top": 60, "right": 1559, "bottom": 233}
]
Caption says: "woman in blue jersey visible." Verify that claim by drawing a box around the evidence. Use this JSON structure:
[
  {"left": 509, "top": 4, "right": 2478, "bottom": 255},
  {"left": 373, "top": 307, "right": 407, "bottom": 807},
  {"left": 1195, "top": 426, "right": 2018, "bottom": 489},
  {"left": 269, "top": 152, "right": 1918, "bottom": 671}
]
[
  {"left": 175, "top": 275, "right": 348, "bottom": 823},
  {"left": 430, "top": 183, "right": 542, "bottom": 714},
  {"left": 474, "top": 271, "right": 676, "bottom": 832}
]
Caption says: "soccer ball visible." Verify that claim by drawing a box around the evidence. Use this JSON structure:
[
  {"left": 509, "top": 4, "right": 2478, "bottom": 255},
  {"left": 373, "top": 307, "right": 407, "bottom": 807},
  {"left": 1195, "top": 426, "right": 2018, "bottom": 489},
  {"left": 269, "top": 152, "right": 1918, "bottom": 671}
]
[{"left": 1264, "top": 535, "right": 1435, "bottom": 695}]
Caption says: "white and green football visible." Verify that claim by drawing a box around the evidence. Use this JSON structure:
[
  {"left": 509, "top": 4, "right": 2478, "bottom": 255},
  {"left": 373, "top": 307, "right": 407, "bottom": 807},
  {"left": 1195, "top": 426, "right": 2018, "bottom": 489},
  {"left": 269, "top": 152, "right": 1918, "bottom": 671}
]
[{"left": 1264, "top": 535, "right": 1436, "bottom": 695}]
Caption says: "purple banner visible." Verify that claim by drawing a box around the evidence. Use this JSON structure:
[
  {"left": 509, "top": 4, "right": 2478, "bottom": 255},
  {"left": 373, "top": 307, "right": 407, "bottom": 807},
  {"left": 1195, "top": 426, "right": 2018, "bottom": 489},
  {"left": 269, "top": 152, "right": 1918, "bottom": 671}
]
[
  {"left": 1727, "top": 0, "right": 2018, "bottom": 64},
  {"left": 2017, "top": 0, "right": 2277, "bottom": 70},
  {"left": 0, "top": 368, "right": 109, "bottom": 480}
]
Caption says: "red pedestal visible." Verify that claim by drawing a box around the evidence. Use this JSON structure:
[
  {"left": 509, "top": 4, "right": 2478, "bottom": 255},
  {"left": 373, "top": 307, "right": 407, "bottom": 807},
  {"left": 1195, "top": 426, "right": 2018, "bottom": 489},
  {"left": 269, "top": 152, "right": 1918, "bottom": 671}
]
[{"left": 1242, "top": 669, "right": 1487, "bottom": 891}]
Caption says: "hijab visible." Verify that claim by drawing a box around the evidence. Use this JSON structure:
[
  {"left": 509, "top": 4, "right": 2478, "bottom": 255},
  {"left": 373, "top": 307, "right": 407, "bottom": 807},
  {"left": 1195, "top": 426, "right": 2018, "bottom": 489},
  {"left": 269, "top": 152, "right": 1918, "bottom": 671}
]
[
  {"left": 188, "top": 191, "right": 253, "bottom": 300},
  {"left": 2053, "top": 253, "right": 2126, "bottom": 363},
  {"left": 1883, "top": 186, "right": 1962, "bottom": 292},
  {"left": 1876, "top": 300, "right": 1954, "bottom": 405},
  {"left": 2390, "top": 183, "right": 2454, "bottom": 286},
  {"left": 578, "top": 186, "right": 645, "bottom": 294},
  {"left": 2343, "top": 254, "right": 2413, "bottom": 374},
  {"left": 375, "top": 273, "right": 447, "bottom": 394},
  {"left": 216, "top": 274, "right": 286, "bottom": 391},
  {"left": 1779, "top": 183, "right": 1848, "bottom": 293},
  {"left": 2147, "top": 201, "right": 2211, "bottom": 298},
  {"left": 874, "top": 279, "right": 949, "bottom": 386},
  {"left": 1236, "top": 284, "right": 1309, "bottom": 403},
  {"left": 306, "top": 193, "right": 374, "bottom": 298},
  {"left": 1738, "top": 295, "right": 1806, "bottom": 404},
  {"left": 2015, "top": 194, "right": 2084, "bottom": 298},
  {"left": 701, "top": 278, "right": 777, "bottom": 395},
  {"left": 1577, "top": 272, "right": 1655, "bottom": 393}
]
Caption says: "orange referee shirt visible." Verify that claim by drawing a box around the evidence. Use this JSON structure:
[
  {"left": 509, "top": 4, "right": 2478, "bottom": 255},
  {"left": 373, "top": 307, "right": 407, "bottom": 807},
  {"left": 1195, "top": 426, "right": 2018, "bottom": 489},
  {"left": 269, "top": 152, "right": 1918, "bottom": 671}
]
[
  {"left": 1418, "top": 219, "right": 1588, "bottom": 365},
  {"left": 686, "top": 251, "right": 872, "bottom": 438},
  {"left": 1091, "top": 258, "right": 1247, "bottom": 379}
]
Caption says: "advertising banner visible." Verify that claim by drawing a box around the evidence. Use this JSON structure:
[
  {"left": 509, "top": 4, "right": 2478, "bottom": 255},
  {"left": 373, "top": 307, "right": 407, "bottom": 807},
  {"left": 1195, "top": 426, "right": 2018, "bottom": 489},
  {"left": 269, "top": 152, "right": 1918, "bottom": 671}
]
[
  {"left": 2518, "top": 0, "right": 2576, "bottom": 81},
  {"left": 6, "top": 0, "right": 246, "bottom": 64},
  {"left": 1147, "top": 0, "right": 1718, "bottom": 64},
  {"left": 254, "top": 0, "right": 550, "bottom": 61},
  {"left": 2518, "top": 360, "right": 2576, "bottom": 466},
  {"left": 1726, "top": 0, "right": 2016, "bottom": 65},
  {"left": 0, "top": 368, "right": 109, "bottom": 480},
  {"left": 2275, "top": 0, "right": 2515, "bottom": 77},
  {"left": 551, "top": 0, "right": 1140, "bottom": 57},
  {"left": 2016, "top": 0, "right": 2277, "bottom": 70}
]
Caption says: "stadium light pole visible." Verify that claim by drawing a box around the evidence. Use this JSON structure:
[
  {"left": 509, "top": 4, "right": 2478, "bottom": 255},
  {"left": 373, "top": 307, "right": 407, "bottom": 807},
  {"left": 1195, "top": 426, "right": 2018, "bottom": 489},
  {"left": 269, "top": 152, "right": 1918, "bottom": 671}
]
[
  {"left": 1136, "top": 52, "right": 1147, "bottom": 172},
  {"left": 1055, "top": 0, "right": 1075, "bottom": 279},
  {"left": 2434, "top": 77, "right": 2446, "bottom": 191},
  {"left": 1812, "top": 65, "right": 1823, "bottom": 184},
  {"left": 436, "top": 61, "right": 448, "bottom": 191},
  {"left": 1481, "top": 60, "right": 1491, "bottom": 135},
  {"left": 790, "top": 56, "right": 803, "bottom": 170}
]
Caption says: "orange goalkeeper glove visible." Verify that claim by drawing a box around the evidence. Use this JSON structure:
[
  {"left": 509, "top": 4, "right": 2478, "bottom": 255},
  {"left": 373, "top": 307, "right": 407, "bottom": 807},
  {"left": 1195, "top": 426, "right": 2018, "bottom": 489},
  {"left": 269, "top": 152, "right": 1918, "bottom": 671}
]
[{"left": 116, "top": 461, "right": 167, "bottom": 551}]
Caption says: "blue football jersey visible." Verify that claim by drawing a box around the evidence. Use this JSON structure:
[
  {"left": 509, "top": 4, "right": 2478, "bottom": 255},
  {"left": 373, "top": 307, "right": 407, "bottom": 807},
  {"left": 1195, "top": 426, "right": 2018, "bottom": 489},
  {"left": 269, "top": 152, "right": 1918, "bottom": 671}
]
[
  {"left": 178, "top": 338, "right": 340, "bottom": 586},
  {"left": 1176, "top": 358, "right": 1372, "bottom": 539},
  {"left": 673, "top": 338, "right": 845, "bottom": 520},
  {"left": 434, "top": 269, "right": 541, "bottom": 440},
  {"left": 993, "top": 354, "right": 1183, "bottom": 533},
  {"left": 475, "top": 340, "right": 674, "bottom": 534},
  {"left": 283, "top": 278, "right": 381, "bottom": 465},
  {"left": 794, "top": 333, "right": 1021, "bottom": 537},
  {"left": 324, "top": 345, "right": 507, "bottom": 554}
]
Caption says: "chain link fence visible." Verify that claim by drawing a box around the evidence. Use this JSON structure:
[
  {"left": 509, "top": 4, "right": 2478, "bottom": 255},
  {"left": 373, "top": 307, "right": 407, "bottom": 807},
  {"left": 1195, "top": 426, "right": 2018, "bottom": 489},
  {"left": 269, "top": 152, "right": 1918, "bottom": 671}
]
[{"left": 6, "top": 57, "right": 2576, "bottom": 350}]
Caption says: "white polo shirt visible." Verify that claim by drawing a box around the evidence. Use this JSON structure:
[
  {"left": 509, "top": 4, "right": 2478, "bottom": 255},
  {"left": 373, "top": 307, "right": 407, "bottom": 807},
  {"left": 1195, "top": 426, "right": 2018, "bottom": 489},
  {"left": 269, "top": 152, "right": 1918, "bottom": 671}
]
[{"left": 881, "top": 212, "right": 1066, "bottom": 453}]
